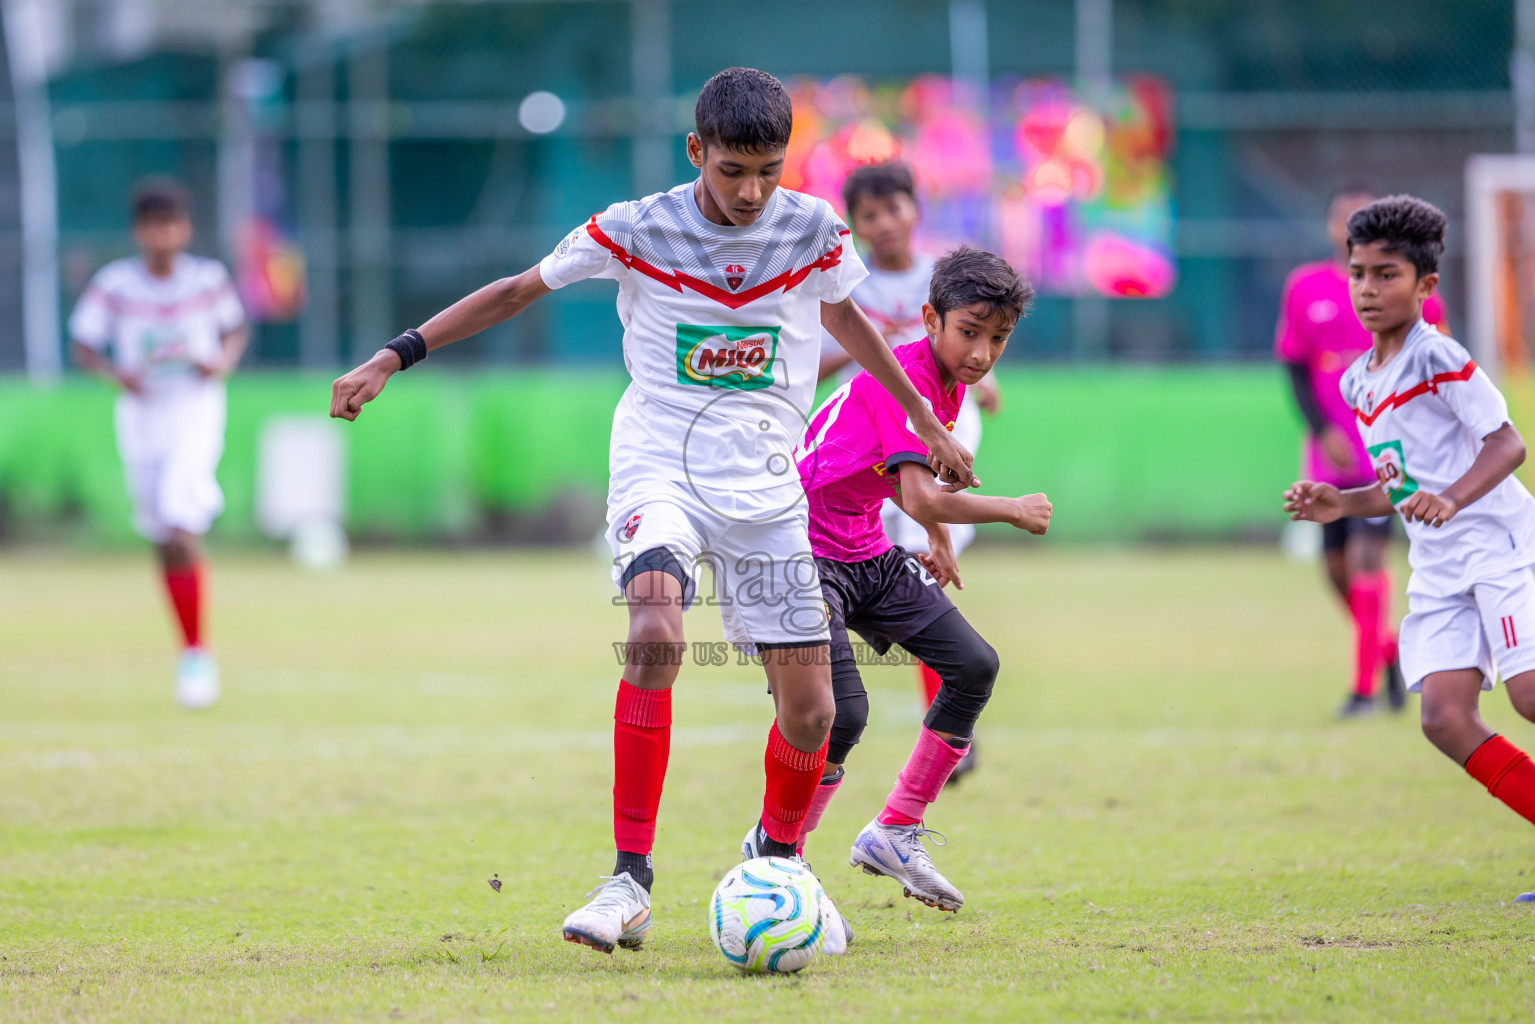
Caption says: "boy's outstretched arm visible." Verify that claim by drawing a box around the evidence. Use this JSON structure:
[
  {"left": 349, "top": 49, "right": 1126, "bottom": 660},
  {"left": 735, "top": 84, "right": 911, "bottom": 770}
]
[
  {"left": 822, "top": 297, "right": 978, "bottom": 489},
  {"left": 894, "top": 461, "right": 1049, "bottom": 533},
  {"left": 1400, "top": 422, "right": 1527, "bottom": 527},
  {"left": 330, "top": 266, "right": 551, "bottom": 421},
  {"left": 1283, "top": 479, "right": 1392, "bottom": 523}
]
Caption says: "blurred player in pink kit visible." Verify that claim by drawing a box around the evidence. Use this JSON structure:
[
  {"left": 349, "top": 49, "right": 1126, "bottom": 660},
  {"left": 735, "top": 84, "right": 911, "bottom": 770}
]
[
  {"left": 70, "top": 181, "right": 248, "bottom": 710},
  {"left": 1276, "top": 187, "right": 1447, "bottom": 718},
  {"left": 789, "top": 247, "right": 1049, "bottom": 912},
  {"left": 819, "top": 162, "right": 1001, "bottom": 777}
]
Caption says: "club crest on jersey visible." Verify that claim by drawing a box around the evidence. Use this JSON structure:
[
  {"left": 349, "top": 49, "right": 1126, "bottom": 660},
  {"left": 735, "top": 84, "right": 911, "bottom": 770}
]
[
  {"left": 675, "top": 324, "right": 781, "bottom": 391},
  {"left": 723, "top": 264, "right": 747, "bottom": 290},
  {"left": 619, "top": 513, "right": 643, "bottom": 541}
]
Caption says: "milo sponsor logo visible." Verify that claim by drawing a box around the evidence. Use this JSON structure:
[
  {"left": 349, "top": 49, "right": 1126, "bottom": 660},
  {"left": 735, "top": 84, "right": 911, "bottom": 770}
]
[
  {"left": 675, "top": 324, "right": 780, "bottom": 390},
  {"left": 1367, "top": 439, "right": 1418, "bottom": 505}
]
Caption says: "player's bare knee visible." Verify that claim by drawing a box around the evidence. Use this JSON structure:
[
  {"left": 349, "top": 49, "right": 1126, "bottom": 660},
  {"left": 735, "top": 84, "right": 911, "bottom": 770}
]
[
  {"left": 1419, "top": 700, "right": 1472, "bottom": 752},
  {"left": 781, "top": 695, "right": 835, "bottom": 749},
  {"left": 161, "top": 532, "right": 197, "bottom": 570},
  {"left": 627, "top": 605, "right": 683, "bottom": 646},
  {"left": 1506, "top": 673, "right": 1535, "bottom": 722}
]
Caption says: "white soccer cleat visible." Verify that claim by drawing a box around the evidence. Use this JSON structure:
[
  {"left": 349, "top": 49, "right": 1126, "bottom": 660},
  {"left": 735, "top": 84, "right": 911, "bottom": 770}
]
[
  {"left": 740, "top": 821, "right": 852, "bottom": 954},
  {"left": 849, "top": 818, "right": 964, "bottom": 912},
  {"left": 561, "top": 873, "right": 651, "bottom": 953},
  {"left": 817, "top": 887, "right": 851, "bottom": 955},
  {"left": 175, "top": 647, "right": 219, "bottom": 710}
]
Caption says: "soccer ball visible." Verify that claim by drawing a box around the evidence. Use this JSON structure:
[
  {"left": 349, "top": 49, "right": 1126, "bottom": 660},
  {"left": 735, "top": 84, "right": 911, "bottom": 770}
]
[{"left": 708, "top": 856, "right": 828, "bottom": 974}]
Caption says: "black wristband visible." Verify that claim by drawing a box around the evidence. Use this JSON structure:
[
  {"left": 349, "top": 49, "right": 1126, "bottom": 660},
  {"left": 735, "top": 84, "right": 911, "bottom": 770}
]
[{"left": 386, "top": 329, "right": 428, "bottom": 371}]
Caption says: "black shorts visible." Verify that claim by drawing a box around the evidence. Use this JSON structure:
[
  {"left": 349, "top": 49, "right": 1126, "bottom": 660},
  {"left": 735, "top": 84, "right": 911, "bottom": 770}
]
[
  {"left": 1321, "top": 514, "right": 1394, "bottom": 553},
  {"left": 816, "top": 546, "right": 956, "bottom": 660}
]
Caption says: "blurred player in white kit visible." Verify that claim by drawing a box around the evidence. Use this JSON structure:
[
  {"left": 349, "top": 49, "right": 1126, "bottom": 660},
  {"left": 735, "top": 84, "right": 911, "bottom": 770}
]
[
  {"left": 70, "top": 181, "right": 248, "bottom": 709},
  {"left": 818, "top": 162, "right": 999, "bottom": 782}
]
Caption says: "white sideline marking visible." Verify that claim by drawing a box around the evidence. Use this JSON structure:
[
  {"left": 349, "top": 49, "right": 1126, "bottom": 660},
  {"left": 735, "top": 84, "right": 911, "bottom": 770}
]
[{"left": 4, "top": 724, "right": 764, "bottom": 771}]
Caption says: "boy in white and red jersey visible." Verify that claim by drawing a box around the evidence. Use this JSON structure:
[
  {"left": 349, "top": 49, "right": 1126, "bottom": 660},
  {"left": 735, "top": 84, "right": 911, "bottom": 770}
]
[
  {"left": 818, "top": 162, "right": 1001, "bottom": 773},
  {"left": 784, "top": 248, "right": 1049, "bottom": 911},
  {"left": 1286, "top": 196, "right": 1535, "bottom": 902},
  {"left": 70, "top": 181, "right": 248, "bottom": 710},
  {"left": 329, "top": 68, "right": 978, "bottom": 952},
  {"left": 1276, "top": 187, "right": 1448, "bottom": 718}
]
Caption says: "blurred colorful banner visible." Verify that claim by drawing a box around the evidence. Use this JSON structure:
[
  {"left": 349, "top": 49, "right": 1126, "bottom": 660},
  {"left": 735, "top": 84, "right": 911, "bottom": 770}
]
[{"left": 784, "top": 75, "right": 1175, "bottom": 298}]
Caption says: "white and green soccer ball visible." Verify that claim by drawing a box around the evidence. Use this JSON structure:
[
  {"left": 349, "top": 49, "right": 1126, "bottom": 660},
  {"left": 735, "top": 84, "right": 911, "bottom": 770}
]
[{"left": 709, "top": 856, "right": 828, "bottom": 974}]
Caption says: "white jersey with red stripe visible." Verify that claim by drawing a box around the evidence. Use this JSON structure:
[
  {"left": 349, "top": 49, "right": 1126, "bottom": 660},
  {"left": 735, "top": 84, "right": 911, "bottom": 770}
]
[
  {"left": 1342, "top": 318, "right": 1535, "bottom": 597},
  {"left": 70, "top": 254, "right": 243, "bottom": 391},
  {"left": 68, "top": 254, "right": 243, "bottom": 469},
  {"left": 539, "top": 182, "right": 867, "bottom": 520},
  {"left": 851, "top": 255, "right": 934, "bottom": 346}
]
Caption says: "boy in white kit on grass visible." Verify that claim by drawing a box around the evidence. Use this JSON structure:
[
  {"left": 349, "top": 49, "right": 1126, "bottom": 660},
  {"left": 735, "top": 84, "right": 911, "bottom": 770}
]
[
  {"left": 70, "top": 180, "right": 248, "bottom": 710},
  {"left": 328, "top": 68, "right": 978, "bottom": 952},
  {"left": 1285, "top": 196, "right": 1535, "bottom": 901}
]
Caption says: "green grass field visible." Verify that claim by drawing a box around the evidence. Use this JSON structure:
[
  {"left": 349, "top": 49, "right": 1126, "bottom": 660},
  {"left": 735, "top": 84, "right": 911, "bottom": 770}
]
[{"left": 3, "top": 546, "right": 1533, "bottom": 1022}]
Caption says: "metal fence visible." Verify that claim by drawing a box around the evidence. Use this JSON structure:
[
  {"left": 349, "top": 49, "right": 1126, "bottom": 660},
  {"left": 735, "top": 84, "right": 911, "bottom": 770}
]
[{"left": 0, "top": 0, "right": 1524, "bottom": 376}]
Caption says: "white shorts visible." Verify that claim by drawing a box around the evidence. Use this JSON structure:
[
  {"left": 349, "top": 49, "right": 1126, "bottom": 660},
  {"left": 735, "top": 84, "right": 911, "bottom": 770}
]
[
  {"left": 607, "top": 487, "right": 830, "bottom": 653},
  {"left": 876, "top": 389, "right": 983, "bottom": 556},
  {"left": 115, "top": 388, "right": 226, "bottom": 543},
  {"left": 1400, "top": 566, "right": 1535, "bottom": 691}
]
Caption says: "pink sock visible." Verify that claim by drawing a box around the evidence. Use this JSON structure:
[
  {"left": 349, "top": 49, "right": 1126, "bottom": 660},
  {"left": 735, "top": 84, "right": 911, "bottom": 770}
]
[
  {"left": 1348, "top": 571, "right": 1387, "bottom": 698},
  {"left": 878, "top": 726, "right": 967, "bottom": 827},
  {"left": 795, "top": 773, "right": 843, "bottom": 856}
]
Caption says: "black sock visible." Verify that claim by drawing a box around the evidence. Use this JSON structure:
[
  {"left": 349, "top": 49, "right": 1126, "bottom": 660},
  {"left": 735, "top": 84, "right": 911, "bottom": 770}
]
[
  {"left": 614, "top": 850, "right": 653, "bottom": 892},
  {"left": 755, "top": 820, "right": 798, "bottom": 859}
]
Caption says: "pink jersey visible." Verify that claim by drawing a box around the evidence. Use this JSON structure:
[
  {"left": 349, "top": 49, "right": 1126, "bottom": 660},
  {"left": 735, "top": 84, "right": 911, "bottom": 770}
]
[
  {"left": 1275, "top": 260, "right": 1446, "bottom": 487},
  {"left": 796, "top": 339, "right": 964, "bottom": 562}
]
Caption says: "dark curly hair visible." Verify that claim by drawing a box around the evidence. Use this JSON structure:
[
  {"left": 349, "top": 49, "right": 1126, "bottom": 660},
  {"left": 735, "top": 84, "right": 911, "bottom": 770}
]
[
  {"left": 842, "top": 162, "right": 917, "bottom": 218},
  {"left": 929, "top": 247, "right": 1035, "bottom": 326},
  {"left": 1346, "top": 194, "right": 1446, "bottom": 277},
  {"left": 131, "top": 178, "right": 191, "bottom": 221},
  {"left": 694, "top": 67, "right": 793, "bottom": 154}
]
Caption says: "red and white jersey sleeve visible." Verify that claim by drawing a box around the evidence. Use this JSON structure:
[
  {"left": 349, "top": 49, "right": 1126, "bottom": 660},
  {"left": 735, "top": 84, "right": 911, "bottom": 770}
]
[
  {"left": 539, "top": 183, "right": 868, "bottom": 521},
  {"left": 1342, "top": 320, "right": 1535, "bottom": 596},
  {"left": 538, "top": 203, "right": 630, "bottom": 290}
]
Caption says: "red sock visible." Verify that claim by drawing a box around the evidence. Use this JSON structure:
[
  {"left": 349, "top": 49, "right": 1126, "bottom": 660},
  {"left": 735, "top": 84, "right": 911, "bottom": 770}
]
[
  {"left": 762, "top": 721, "right": 828, "bottom": 845},
  {"left": 1465, "top": 734, "right": 1535, "bottom": 827},
  {"left": 917, "top": 661, "right": 943, "bottom": 707},
  {"left": 1379, "top": 571, "right": 1399, "bottom": 665},
  {"left": 613, "top": 681, "right": 672, "bottom": 855},
  {"left": 162, "top": 564, "right": 203, "bottom": 649},
  {"left": 1347, "top": 571, "right": 1387, "bottom": 698}
]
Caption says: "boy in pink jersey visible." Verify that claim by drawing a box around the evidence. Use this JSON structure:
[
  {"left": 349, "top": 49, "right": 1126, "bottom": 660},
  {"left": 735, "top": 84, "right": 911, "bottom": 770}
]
[
  {"left": 784, "top": 248, "right": 1050, "bottom": 911},
  {"left": 1277, "top": 187, "right": 1447, "bottom": 717},
  {"left": 818, "top": 162, "right": 1001, "bottom": 780}
]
